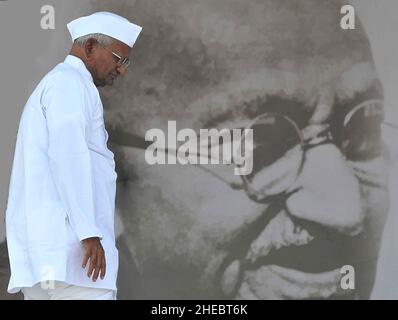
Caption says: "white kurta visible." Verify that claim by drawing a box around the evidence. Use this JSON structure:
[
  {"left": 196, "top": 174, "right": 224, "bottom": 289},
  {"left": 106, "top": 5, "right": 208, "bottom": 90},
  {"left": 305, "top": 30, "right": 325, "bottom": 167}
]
[{"left": 5, "top": 55, "right": 118, "bottom": 294}]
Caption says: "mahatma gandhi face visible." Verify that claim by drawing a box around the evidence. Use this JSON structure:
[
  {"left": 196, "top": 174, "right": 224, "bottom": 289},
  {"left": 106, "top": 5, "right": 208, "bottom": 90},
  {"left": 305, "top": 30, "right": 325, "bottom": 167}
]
[{"left": 98, "top": 0, "right": 389, "bottom": 299}]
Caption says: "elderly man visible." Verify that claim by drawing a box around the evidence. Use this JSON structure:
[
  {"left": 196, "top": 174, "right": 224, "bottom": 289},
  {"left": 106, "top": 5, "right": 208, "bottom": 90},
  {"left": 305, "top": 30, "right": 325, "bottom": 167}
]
[
  {"left": 96, "top": 0, "right": 389, "bottom": 299},
  {"left": 5, "top": 12, "right": 142, "bottom": 300}
]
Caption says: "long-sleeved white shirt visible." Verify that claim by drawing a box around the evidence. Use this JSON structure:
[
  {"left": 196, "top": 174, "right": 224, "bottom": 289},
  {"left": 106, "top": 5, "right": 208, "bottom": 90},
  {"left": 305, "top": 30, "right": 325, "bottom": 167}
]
[{"left": 5, "top": 55, "right": 118, "bottom": 294}]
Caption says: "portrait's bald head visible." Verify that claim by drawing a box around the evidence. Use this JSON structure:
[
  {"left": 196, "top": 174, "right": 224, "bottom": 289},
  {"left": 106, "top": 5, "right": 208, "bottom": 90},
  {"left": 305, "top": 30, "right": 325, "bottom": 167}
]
[
  {"left": 99, "top": 0, "right": 380, "bottom": 135},
  {"left": 89, "top": 0, "right": 388, "bottom": 299}
]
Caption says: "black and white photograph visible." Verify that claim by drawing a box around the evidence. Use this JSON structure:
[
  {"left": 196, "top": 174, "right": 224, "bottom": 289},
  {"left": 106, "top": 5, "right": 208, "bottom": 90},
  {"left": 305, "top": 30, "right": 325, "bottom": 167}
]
[{"left": 1, "top": 0, "right": 398, "bottom": 302}]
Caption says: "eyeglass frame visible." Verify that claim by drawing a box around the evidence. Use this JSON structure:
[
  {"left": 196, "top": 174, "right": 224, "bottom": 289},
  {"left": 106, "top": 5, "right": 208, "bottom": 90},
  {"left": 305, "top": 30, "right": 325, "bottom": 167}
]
[{"left": 101, "top": 45, "right": 131, "bottom": 69}]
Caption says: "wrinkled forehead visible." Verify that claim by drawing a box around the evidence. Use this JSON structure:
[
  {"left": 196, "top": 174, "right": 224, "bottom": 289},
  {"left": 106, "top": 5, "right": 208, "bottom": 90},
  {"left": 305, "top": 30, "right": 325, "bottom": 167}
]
[{"left": 101, "top": 0, "right": 380, "bottom": 134}]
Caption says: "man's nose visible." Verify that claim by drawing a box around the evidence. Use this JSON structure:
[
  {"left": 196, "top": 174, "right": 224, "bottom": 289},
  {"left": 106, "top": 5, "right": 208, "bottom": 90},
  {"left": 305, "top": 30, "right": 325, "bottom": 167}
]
[
  {"left": 285, "top": 143, "right": 363, "bottom": 235},
  {"left": 117, "top": 65, "right": 127, "bottom": 77}
]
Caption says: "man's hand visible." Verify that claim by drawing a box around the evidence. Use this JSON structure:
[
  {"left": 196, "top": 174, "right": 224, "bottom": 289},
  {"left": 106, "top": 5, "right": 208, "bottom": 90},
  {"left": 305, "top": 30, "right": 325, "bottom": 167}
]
[{"left": 81, "top": 237, "right": 106, "bottom": 282}]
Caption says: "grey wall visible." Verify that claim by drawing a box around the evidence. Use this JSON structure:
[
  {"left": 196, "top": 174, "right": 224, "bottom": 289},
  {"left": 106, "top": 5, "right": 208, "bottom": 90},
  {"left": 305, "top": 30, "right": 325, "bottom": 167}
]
[{"left": 0, "top": 0, "right": 95, "bottom": 241}]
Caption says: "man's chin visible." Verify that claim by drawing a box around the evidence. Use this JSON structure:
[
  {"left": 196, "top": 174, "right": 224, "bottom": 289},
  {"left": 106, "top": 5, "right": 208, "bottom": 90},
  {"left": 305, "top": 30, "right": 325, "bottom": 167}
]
[
  {"left": 94, "top": 78, "right": 114, "bottom": 87},
  {"left": 94, "top": 80, "right": 106, "bottom": 87}
]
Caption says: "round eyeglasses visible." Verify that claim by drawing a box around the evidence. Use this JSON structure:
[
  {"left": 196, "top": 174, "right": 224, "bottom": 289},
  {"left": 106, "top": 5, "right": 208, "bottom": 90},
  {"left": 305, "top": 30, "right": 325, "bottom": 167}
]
[
  {"left": 111, "top": 99, "right": 388, "bottom": 204},
  {"left": 102, "top": 46, "right": 131, "bottom": 69}
]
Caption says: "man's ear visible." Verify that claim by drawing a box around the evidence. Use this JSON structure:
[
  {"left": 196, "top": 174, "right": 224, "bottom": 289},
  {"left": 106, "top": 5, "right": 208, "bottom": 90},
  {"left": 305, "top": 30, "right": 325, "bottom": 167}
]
[{"left": 84, "top": 38, "right": 98, "bottom": 60}]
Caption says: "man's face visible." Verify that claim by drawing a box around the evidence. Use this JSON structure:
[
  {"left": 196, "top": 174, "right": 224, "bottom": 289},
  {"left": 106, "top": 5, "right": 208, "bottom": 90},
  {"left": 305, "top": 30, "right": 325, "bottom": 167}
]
[
  {"left": 89, "top": 40, "right": 131, "bottom": 87},
  {"left": 100, "top": 0, "right": 389, "bottom": 299}
]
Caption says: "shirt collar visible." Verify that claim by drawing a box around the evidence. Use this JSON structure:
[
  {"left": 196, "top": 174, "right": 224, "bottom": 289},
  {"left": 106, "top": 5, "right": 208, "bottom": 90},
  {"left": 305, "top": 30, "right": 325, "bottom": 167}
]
[{"left": 64, "top": 55, "right": 94, "bottom": 82}]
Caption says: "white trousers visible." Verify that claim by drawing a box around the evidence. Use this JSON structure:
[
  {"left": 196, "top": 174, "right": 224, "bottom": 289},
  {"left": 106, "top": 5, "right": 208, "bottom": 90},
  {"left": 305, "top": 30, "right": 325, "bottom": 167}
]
[{"left": 21, "top": 281, "right": 115, "bottom": 300}]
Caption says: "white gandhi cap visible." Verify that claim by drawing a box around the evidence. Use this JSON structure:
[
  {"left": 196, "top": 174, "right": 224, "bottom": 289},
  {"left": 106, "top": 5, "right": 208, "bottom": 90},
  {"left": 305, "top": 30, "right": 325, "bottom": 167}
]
[{"left": 67, "top": 11, "right": 142, "bottom": 48}]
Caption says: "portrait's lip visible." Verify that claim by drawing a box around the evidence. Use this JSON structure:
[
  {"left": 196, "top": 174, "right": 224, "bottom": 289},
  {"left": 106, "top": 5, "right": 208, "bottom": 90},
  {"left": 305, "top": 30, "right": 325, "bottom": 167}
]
[
  {"left": 218, "top": 200, "right": 340, "bottom": 299},
  {"left": 217, "top": 202, "right": 283, "bottom": 298},
  {"left": 233, "top": 264, "right": 345, "bottom": 300}
]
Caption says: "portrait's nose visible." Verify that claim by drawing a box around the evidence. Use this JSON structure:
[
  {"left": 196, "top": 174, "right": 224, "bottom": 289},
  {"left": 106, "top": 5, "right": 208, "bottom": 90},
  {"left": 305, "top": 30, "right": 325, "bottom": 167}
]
[
  {"left": 286, "top": 143, "right": 363, "bottom": 234},
  {"left": 284, "top": 88, "right": 363, "bottom": 234}
]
